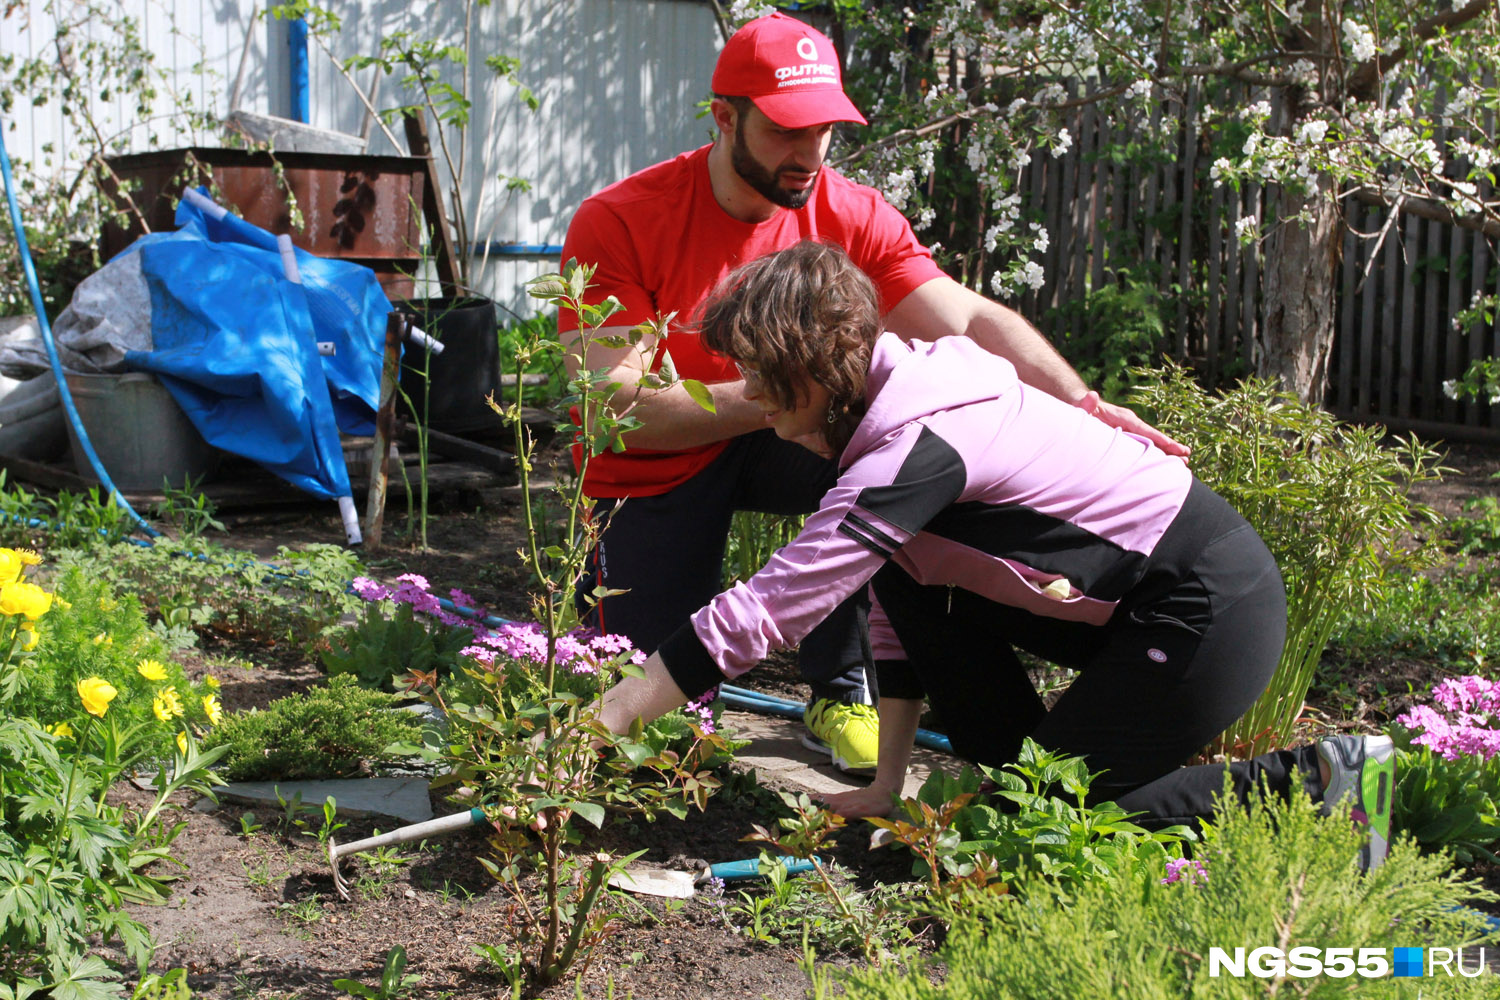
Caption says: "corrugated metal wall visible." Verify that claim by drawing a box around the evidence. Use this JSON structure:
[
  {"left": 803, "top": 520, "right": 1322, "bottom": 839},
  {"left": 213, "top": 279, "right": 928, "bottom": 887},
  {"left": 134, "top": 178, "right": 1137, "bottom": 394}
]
[{"left": 1, "top": 0, "right": 721, "bottom": 318}]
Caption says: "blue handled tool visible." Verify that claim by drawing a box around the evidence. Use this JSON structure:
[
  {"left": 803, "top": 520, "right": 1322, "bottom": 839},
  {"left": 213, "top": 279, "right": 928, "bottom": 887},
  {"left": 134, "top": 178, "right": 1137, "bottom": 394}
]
[{"left": 611, "top": 855, "right": 821, "bottom": 898}]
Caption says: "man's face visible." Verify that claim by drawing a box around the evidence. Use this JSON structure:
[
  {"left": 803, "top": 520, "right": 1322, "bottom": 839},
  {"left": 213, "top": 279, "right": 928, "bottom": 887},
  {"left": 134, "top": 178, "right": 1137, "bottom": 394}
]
[{"left": 729, "top": 105, "right": 835, "bottom": 210}]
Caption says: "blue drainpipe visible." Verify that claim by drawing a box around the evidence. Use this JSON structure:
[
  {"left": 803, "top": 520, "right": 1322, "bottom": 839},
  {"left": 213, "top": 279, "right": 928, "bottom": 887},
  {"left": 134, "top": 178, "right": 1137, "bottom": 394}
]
[{"left": 288, "top": 16, "right": 310, "bottom": 123}]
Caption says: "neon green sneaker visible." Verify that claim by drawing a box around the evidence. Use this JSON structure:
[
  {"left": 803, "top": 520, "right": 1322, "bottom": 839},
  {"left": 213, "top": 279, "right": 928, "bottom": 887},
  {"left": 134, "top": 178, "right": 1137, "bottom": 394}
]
[
  {"left": 802, "top": 699, "right": 879, "bottom": 774},
  {"left": 1319, "top": 734, "right": 1396, "bottom": 871}
]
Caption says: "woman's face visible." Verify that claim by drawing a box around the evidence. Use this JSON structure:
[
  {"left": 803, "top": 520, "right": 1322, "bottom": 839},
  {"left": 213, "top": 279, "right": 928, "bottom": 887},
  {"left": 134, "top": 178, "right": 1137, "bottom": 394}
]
[{"left": 738, "top": 362, "right": 832, "bottom": 444}]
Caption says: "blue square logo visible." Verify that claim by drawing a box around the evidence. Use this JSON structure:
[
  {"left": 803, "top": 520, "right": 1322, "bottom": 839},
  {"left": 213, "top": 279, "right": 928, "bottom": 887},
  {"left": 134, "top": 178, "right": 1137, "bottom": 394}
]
[{"left": 1393, "top": 947, "right": 1424, "bottom": 978}]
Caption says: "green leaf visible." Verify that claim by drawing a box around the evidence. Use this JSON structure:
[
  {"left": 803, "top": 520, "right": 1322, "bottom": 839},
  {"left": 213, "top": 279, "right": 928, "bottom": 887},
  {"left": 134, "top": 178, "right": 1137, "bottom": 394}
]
[
  {"left": 572, "top": 802, "right": 607, "bottom": 828},
  {"left": 681, "top": 379, "right": 716, "bottom": 414},
  {"left": 331, "top": 980, "right": 378, "bottom": 1000}
]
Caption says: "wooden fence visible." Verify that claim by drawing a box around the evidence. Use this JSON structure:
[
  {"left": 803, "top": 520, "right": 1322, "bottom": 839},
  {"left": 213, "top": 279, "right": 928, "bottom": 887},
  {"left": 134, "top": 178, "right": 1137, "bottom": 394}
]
[{"left": 1012, "top": 85, "right": 1499, "bottom": 437}]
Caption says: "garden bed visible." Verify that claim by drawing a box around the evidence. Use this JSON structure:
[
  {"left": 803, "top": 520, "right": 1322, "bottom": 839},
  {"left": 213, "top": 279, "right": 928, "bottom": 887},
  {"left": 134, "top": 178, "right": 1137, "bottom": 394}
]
[{"left": 6, "top": 435, "right": 1500, "bottom": 998}]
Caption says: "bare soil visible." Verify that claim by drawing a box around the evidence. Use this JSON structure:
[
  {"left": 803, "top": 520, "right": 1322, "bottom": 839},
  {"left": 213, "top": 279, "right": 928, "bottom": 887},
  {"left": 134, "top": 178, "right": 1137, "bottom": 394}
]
[{"left": 92, "top": 436, "right": 1500, "bottom": 999}]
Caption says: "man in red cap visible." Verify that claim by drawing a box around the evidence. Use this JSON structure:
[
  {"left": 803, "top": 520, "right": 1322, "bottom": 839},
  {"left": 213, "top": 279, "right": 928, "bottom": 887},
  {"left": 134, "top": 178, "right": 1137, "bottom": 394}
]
[{"left": 558, "top": 12, "right": 1186, "bottom": 775}]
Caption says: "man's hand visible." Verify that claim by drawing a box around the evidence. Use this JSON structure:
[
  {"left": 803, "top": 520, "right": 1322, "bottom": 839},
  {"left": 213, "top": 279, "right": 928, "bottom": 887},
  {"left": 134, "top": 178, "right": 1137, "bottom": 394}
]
[{"left": 1080, "top": 391, "right": 1191, "bottom": 460}]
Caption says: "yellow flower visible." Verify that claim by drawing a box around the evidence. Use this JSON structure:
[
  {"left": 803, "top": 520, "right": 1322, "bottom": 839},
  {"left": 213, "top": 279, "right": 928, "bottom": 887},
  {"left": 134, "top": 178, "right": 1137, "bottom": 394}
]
[
  {"left": 176, "top": 731, "right": 189, "bottom": 755},
  {"left": 46, "top": 721, "right": 74, "bottom": 739},
  {"left": 204, "top": 674, "right": 220, "bottom": 691},
  {"left": 78, "top": 677, "right": 118, "bottom": 717},
  {"left": 14, "top": 548, "right": 40, "bottom": 566},
  {"left": 202, "top": 693, "right": 223, "bottom": 726},
  {"left": 19, "top": 622, "right": 39, "bottom": 651},
  {"left": 91, "top": 632, "right": 113, "bottom": 647},
  {"left": 0, "top": 581, "right": 52, "bottom": 620},
  {"left": 152, "top": 685, "right": 185, "bottom": 722},
  {"left": 98, "top": 595, "right": 119, "bottom": 612},
  {"left": 137, "top": 658, "right": 168, "bottom": 681},
  {"left": 0, "top": 550, "right": 20, "bottom": 584}
]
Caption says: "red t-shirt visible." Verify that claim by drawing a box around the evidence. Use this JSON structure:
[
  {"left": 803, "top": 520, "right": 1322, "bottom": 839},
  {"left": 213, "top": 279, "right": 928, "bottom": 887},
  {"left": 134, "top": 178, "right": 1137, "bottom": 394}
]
[{"left": 559, "top": 144, "right": 944, "bottom": 498}]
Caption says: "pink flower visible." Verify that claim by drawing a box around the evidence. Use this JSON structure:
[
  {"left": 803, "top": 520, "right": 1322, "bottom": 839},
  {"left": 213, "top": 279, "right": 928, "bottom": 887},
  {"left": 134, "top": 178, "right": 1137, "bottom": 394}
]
[
  {"left": 1161, "top": 857, "right": 1208, "bottom": 886},
  {"left": 1399, "top": 676, "right": 1500, "bottom": 762},
  {"left": 351, "top": 576, "right": 390, "bottom": 601}
]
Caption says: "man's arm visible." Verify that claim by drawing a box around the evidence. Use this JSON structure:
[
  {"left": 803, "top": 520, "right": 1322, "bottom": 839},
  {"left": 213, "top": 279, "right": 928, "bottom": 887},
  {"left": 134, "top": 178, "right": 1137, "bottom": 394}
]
[
  {"left": 562, "top": 324, "right": 767, "bottom": 451},
  {"left": 885, "top": 276, "right": 1190, "bottom": 458}
]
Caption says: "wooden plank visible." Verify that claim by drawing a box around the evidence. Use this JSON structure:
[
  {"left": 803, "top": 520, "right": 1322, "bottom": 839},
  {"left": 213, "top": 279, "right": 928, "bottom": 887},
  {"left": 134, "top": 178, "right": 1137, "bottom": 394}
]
[
  {"left": 1206, "top": 180, "right": 1224, "bottom": 380},
  {"left": 1421, "top": 214, "right": 1442, "bottom": 421},
  {"left": 1224, "top": 187, "right": 1242, "bottom": 376},
  {"left": 1398, "top": 212, "right": 1419, "bottom": 418},
  {"left": 1380, "top": 208, "right": 1400, "bottom": 418},
  {"left": 396, "top": 423, "right": 518, "bottom": 476},
  {"left": 1337, "top": 223, "right": 1358, "bottom": 413},
  {"left": 1071, "top": 101, "right": 1092, "bottom": 310},
  {"left": 1175, "top": 82, "right": 1199, "bottom": 358},
  {"left": 1144, "top": 96, "right": 1164, "bottom": 287},
  {"left": 1241, "top": 182, "right": 1262, "bottom": 371},
  {"left": 403, "top": 111, "right": 463, "bottom": 300},
  {"left": 1476, "top": 236, "right": 1495, "bottom": 426},
  {"left": 1444, "top": 203, "right": 1467, "bottom": 423},
  {"left": 1358, "top": 205, "right": 1380, "bottom": 417},
  {"left": 1089, "top": 103, "right": 1107, "bottom": 295}
]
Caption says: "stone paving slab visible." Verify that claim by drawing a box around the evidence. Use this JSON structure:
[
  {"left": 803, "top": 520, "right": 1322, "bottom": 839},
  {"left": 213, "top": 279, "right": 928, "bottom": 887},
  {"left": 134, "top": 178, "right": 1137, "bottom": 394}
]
[
  {"left": 721, "top": 709, "right": 953, "bottom": 803},
  {"left": 214, "top": 777, "right": 434, "bottom": 823}
]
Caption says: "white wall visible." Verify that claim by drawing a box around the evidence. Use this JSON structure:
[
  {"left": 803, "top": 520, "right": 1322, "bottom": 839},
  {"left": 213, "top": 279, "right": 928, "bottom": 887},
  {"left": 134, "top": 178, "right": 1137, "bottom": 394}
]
[{"left": 1, "top": 0, "right": 722, "bottom": 317}]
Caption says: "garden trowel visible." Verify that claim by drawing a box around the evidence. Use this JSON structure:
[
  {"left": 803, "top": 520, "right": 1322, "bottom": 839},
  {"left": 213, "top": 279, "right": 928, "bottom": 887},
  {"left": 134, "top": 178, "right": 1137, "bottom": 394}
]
[{"left": 609, "top": 856, "right": 818, "bottom": 898}]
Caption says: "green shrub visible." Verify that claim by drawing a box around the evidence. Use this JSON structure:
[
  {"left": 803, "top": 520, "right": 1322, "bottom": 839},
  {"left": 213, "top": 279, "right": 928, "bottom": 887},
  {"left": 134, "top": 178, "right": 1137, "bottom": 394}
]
[
  {"left": 203, "top": 675, "right": 422, "bottom": 782},
  {"left": 13, "top": 567, "right": 214, "bottom": 762},
  {"left": 1330, "top": 564, "right": 1499, "bottom": 672},
  {"left": 835, "top": 785, "right": 1495, "bottom": 999},
  {"left": 1130, "top": 364, "right": 1446, "bottom": 754}
]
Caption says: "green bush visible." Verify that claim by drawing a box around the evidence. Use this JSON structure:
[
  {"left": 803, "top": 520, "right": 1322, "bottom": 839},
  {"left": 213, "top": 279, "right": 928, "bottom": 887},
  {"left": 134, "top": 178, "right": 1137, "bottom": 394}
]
[
  {"left": 13, "top": 567, "right": 214, "bottom": 761},
  {"left": 835, "top": 785, "right": 1495, "bottom": 999},
  {"left": 1130, "top": 364, "right": 1446, "bottom": 754},
  {"left": 203, "top": 675, "right": 423, "bottom": 782}
]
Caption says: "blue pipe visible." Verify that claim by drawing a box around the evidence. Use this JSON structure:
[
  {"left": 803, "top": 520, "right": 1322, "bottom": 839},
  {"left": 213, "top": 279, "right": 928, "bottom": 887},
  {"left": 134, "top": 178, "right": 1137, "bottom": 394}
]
[
  {"left": 288, "top": 17, "right": 310, "bottom": 124},
  {"left": 0, "top": 123, "right": 159, "bottom": 539},
  {"left": 472, "top": 242, "right": 565, "bottom": 257}
]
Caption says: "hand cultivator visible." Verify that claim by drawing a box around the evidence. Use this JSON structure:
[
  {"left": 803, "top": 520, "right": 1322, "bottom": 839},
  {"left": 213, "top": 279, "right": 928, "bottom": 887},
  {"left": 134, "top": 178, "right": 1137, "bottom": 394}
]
[{"left": 327, "top": 807, "right": 488, "bottom": 900}]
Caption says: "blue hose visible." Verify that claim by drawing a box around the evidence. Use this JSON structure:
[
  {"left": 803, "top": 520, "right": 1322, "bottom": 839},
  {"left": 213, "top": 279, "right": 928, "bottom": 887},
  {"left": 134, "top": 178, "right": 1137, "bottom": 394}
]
[{"left": 0, "top": 121, "right": 159, "bottom": 539}]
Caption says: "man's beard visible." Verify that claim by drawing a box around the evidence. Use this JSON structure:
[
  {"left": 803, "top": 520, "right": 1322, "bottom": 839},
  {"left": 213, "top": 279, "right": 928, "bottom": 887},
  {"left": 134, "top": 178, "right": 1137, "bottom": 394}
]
[{"left": 732, "top": 127, "right": 817, "bottom": 210}]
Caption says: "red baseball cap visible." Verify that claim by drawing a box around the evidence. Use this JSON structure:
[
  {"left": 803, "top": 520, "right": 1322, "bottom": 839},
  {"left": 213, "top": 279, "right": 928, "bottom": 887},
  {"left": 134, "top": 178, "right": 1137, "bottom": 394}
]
[{"left": 711, "top": 13, "right": 867, "bottom": 128}]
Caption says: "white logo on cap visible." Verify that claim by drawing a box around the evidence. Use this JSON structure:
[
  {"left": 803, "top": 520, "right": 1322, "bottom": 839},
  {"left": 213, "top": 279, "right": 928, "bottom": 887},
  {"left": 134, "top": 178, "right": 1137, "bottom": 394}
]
[{"left": 796, "top": 37, "right": 817, "bottom": 61}]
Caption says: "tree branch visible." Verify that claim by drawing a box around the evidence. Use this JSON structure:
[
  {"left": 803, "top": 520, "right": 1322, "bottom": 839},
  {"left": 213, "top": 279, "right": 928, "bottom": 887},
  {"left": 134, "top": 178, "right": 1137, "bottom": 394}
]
[{"left": 1349, "top": 184, "right": 1500, "bottom": 239}]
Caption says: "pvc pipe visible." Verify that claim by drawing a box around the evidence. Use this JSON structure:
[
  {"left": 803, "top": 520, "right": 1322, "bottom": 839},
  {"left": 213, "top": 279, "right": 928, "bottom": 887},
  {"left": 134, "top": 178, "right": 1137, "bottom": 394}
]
[
  {"left": 404, "top": 323, "right": 444, "bottom": 355},
  {"left": 181, "top": 187, "right": 228, "bottom": 221},
  {"left": 288, "top": 17, "right": 310, "bottom": 124},
  {"left": 0, "top": 120, "right": 158, "bottom": 539}
]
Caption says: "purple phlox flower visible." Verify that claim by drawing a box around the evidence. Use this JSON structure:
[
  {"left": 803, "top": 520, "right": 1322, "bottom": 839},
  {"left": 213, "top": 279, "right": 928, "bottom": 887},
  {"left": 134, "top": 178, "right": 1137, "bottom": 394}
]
[
  {"left": 448, "top": 588, "right": 486, "bottom": 617},
  {"left": 630, "top": 649, "right": 646, "bottom": 666},
  {"left": 461, "top": 645, "right": 497, "bottom": 667},
  {"left": 1161, "top": 857, "right": 1208, "bottom": 886},
  {"left": 1398, "top": 676, "right": 1500, "bottom": 763},
  {"left": 351, "top": 576, "right": 391, "bottom": 602},
  {"left": 684, "top": 686, "right": 719, "bottom": 735}
]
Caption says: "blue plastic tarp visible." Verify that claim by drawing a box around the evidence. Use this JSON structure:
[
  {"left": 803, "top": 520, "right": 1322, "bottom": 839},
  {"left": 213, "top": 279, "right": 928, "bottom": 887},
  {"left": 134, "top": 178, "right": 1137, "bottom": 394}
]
[{"left": 119, "top": 190, "right": 391, "bottom": 501}]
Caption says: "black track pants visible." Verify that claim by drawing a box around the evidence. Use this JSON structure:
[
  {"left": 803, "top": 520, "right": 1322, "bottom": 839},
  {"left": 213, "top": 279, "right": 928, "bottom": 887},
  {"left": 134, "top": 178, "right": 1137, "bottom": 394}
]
[
  {"left": 576, "top": 430, "right": 871, "bottom": 704},
  {"left": 872, "top": 506, "right": 1320, "bottom": 828}
]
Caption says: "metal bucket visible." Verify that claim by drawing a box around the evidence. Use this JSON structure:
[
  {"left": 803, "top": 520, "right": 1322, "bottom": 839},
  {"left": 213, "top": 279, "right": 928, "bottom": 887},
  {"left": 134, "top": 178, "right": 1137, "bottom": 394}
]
[{"left": 63, "top": 372, "right": 220, "bottom": 492}]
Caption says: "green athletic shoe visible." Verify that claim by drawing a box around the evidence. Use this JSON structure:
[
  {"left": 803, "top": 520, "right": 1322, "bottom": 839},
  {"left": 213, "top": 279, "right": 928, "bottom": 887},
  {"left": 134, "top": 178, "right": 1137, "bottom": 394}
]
[
  {"left": 802, "top": 698, "right": 879, "bottom": 774},
  {"left": 1318, "top": 733, "right": 1396, "bottom": 871}
]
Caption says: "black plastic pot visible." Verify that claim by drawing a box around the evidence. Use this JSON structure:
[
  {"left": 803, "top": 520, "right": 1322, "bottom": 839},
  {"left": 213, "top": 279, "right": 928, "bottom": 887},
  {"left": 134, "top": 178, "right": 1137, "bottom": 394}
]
[{"left": 395, "top": 296, "right": 501, "bottom": 435}]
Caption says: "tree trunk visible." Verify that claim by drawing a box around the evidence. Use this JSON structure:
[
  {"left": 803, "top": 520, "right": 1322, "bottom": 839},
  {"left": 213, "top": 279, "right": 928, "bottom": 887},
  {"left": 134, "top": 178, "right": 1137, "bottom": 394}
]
[{"left": 1258, "top": 169, "right": 1341, "bottom": 406}]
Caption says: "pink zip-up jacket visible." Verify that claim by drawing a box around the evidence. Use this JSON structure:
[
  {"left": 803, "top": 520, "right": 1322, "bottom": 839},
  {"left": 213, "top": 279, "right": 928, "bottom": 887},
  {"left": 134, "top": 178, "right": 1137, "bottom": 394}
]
[{"left": 657, "top": 332, "right": 1195, "bottom": 698}]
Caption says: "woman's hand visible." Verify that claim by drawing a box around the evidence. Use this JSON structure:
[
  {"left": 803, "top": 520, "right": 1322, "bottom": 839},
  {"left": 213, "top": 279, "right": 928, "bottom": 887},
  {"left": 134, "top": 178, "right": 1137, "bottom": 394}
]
[{"left": 821, "top": 783, "right": 901, "bottom": 819}]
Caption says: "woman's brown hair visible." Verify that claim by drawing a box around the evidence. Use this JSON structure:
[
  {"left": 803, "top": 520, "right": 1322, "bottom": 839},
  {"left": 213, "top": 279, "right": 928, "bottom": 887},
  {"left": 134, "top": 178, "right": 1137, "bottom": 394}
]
[{"left": 698, "top": 240, "right": 882, "bottom": 454}]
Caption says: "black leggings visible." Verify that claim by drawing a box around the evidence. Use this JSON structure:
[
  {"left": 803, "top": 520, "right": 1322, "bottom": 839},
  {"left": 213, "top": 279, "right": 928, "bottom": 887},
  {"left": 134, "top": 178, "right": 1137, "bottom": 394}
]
[
  {"left": 873, "top": 514, "right": 1321, "bottom": 828},
  {"left": 575, "top": 430, "right": 870, "bottom": 704}
]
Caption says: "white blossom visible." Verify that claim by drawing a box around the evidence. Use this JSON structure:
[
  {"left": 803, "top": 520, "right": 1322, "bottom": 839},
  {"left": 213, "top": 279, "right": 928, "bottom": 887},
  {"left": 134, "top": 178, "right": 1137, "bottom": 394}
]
[
  {"left": 914, "top": 206, "right": 936, "bottom": 231},
  {"left": 1210, "top": 156, "right": 1233, "bottom": 181},
  {"left": 1126, "top": 79, "right": 1152, "bottom": 100},
  {"left": 1453, "top": 136, "right": 1499, "bottom": 171},
  {"left": 1052, "top": 128, "right": 1073, "bottom": 157},
  {"left": 1342, "top": 20, "right": 1377, "bottom": 63},
  {"left": 1018, "top": 260, "right": 1046, "bottom": 290},
  {"left": 1030, "top": 223, "right": 1050, "bottom": 254},
  {"left": 728, "top": 1, "right": 775, "bottom": 24},
  {"left": 1244, "top": 101, "right": 1272, "bottom": 120},
  {"left": 1442, "top": 378, "right": 1460, "bottom": 400},
  {"left": 1297, "top": 119, "right": 1329, "bottom": 144},
  {"left": 1234, "top": 215, "right": 1258, "bottom": 244}
]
